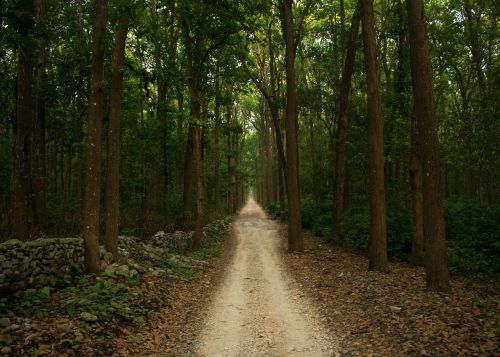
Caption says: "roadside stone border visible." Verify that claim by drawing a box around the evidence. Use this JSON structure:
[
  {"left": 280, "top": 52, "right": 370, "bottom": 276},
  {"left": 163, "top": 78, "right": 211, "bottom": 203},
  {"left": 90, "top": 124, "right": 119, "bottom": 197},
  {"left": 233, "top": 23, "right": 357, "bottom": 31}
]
[{"left": 0, "top": 217, "right": 232, "bottom": 293}]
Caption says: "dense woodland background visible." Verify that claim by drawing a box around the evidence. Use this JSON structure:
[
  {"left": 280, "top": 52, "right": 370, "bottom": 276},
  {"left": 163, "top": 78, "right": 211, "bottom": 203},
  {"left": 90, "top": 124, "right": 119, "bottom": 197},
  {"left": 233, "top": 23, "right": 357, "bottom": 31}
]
[{"left": 0, "top": 0, "right": 499, "bottom": 286}]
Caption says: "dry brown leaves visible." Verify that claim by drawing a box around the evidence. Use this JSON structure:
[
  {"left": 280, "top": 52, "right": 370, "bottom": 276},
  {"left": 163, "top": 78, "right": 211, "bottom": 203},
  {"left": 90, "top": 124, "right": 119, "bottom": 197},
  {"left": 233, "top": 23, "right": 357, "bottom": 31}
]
[
  {"left": 283, "top": 230, "right": 500, "bottom": 356},
  {"left": 111, "top": 236, "right": 233, "bottom": 357}
]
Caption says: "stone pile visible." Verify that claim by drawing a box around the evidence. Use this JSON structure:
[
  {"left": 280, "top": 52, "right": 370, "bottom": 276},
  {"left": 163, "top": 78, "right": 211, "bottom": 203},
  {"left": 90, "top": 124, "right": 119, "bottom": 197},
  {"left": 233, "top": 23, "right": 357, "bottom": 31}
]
[
  {"left": 150, "top": 230, "right": 194, "bottom": 253},
  {"left": 203, "top": 217, "right": 232, "bottom": 238},
  {"left": 0, "top": 238, "right": 85, "bottom": 293},
  {"left": 0, "top": 217, "right": 232, "bottom": 293}
]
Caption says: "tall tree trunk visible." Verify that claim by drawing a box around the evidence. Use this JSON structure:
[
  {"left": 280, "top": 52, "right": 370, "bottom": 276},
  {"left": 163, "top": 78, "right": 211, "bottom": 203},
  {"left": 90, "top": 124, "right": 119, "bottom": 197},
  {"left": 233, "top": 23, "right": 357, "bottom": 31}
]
[
  {"left": 192, "top": 121, "right": 204, "bottom": 249},
  {"left": 278, "top": 161, "right": 286, "bottom": 211},
  {"left": 280, "top": 0, "right": 303, "bottom": 252},
  {"left": 409, "top": 110, "right": 424, "bottom": 265},
  {"left": 177, "top": 88, "right": 185, "bottom": 191},
  {"left": 270, "top": 123, "right": 278, "bottom": 204},
  {"left": 464, "top": 0, "right": 486, "bottom": 97},
  {"left": 265, "top": 112, "right": 274, "bottom": 205},
  {"left": 309, "top": 108, "right": 318, "bottom": 204},
  {"left": 12, "top": 0, "right": 35, "bottom": 241},
  {"left": 268, "top": 26, "right": 287, "bottom": 177},
  {"left": 332, "top": 1, "right": 361, "bottom": 243},
  {"left": 105, "top": 14, "right": 128, "bottom": 258},
  {"left": 151, "top": 0, "right": 168, "bottom": 205},
  {"left": 361, "top": 0, "right": 388, "bottom": 271},
  {"left": 83, "top": 0, "right": 107, "bottom": 273},
  {"left": 183, "top": 126, "right": 195, "bottom": 227},
  {"left": 406, "top": 0, "right": 450, "bottom": 291},
  {"left": 184, "top": 25, "right": 205, "bottom": 241},
  {"left": 214, "top": 79, "right": 222, "bottom": 212},
  {"left": 32, "top": 0, "right": 46, "bottom": 234}
]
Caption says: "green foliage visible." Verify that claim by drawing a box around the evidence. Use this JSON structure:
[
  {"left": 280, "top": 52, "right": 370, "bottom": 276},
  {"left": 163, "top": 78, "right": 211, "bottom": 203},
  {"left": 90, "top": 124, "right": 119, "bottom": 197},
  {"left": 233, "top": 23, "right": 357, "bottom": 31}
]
[
  {"left": 385, "top": 204, "right": 413, "bottom": 258},
  {"left": 187, "top": 230, "right": 227, "bottom": 265},
  {"left": 301, "top": 198, "right": 332, "bottom": 238},
  {"left": 59, "top": 276, "right": 149, "bottom": 321},
  {"left": 341, "top": 206, "right": 370, "bottom": 250},
  {"left": 265, "top": 202, "right": 282, "bottom": 220},
  {"left": 7, "top": 287, "right": 53, "bottom": 318},
  {"left": 299, "top": 198, "right": 499, "bottom": 276},
  {"left": 3, "top": 276, "right": 151, "bottom": 322},
  {"left": 445, "top": 200, "right": 500, "bottom": 275}
]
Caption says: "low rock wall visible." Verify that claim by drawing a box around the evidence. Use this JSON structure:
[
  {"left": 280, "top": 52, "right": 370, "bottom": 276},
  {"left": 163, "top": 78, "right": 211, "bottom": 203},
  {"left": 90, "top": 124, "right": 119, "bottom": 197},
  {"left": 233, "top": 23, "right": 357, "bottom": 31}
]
[
  {"left": 0, "top": 238, "right": 85, "bottom": 293},
  {"left": 0, "top": 217, "right": 231, "bottom": 293}
]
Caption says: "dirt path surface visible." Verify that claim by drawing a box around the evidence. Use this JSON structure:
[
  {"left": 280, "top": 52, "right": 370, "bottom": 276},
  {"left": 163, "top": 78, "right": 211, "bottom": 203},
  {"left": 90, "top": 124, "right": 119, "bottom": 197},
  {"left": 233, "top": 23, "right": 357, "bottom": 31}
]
[{"left": 195, "top": 199, "right": 337, "bottom": 356}]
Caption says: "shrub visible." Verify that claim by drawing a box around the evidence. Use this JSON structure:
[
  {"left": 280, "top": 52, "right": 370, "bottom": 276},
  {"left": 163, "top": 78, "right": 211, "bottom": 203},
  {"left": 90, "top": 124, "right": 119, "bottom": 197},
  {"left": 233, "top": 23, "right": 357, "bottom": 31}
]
[
  {"left": 301, "top": 198, "right": 317, "bottom": 229},
  {"left": 266, "top": 202, "right": 282, "bottom": 220},
  {"left": 386, "top": 203, "right": 413, "bottom": 258},
  {"left": 341, "top": 206, "right": 370, "bottom": 250},
  {"left": 445, "top": 199, "right": 500, "bottom": 275},
  {"left": 340, "top": 199, "right": 499, "bottom": 275}
]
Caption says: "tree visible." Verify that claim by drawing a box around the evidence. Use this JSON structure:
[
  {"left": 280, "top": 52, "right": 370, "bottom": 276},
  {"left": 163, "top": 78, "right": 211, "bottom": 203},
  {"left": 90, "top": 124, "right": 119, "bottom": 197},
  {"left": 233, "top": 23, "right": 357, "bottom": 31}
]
[
  {"left": 105, "top": 13, "right": 129, "bottom": 258},
  {"left": 331, "top": 1, "right": 361, "bottom": 243},
  {"left": 280, "top": 0, "right": 303, "bottom": 252},
  {"left": 11, "top": 0, "right": 35, "bottom": 241},
  {"left": 83, "top": 0, "right": 107, "bottom": 273},
  {"left": 406, "top": 0, "right": 450, "bottom": 291},
  {"left": 32, "top": 0, "right": 47, "bottom": 234},
  {"left": 361, "top": 0, "right": 388, "bottom": 271}
]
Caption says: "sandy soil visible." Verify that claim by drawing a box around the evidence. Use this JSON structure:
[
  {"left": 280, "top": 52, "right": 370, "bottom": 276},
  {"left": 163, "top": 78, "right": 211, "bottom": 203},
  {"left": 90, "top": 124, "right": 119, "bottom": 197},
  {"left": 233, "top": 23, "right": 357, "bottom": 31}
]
[{"left": 195, "top": 199, "right": 337, "bottom": 357}]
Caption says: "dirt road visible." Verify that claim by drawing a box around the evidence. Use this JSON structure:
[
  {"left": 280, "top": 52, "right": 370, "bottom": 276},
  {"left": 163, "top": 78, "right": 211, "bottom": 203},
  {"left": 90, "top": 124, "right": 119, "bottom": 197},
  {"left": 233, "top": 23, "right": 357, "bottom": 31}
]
[{"left": 195, "top": 199, "right": 337, "bottom": 356}]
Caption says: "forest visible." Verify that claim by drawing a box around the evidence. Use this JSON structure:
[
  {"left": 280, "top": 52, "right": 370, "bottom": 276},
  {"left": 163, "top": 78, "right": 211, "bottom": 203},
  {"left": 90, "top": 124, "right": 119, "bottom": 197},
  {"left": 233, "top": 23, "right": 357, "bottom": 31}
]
[{"left": 0, "top": 0, "right": 499, "bottom": 355}]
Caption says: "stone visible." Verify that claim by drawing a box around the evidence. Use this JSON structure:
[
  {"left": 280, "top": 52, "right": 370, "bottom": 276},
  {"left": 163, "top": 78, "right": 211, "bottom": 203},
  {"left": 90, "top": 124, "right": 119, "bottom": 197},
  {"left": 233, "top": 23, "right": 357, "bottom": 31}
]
[
  {"left": 103, "top": 251, "right": 114, "bottom": 265},
  {"left": 0, "top": 333, "right": 12, "bottom": 345},
  {"left": 152, "top": 269, "right": 165, "bottom": 277},
  {"left": 127, "top": 261, "right": 145, "bottom": 273},
  {"left": 1, "top": 346, "right": 12, "bottom": 354},
  {"left": 5, "top": 324, "right": 20, "bottom": 333},
  {"left": 79, "top": 312, "right": 98, "bottom": 322},
  {"left": 153, "top": 231, "right": 166, "bottom": 239},
  {"left": 0, "top": 317, "right": 11, "bottom": 328},
  {"left": 116, "top": 265, "right": 130, "bottom": 275},
  {"left": 58, "top": 324, "right": 72, "bottom": 334},
  {"left": 100, "top": 261, "right": 109, "bottom": 271},
  {"left": 389, "top": 305, "right": 402, "bottom": 312},
  {"left": 105, "top": 264, "right": 118, "bottom": 274}
]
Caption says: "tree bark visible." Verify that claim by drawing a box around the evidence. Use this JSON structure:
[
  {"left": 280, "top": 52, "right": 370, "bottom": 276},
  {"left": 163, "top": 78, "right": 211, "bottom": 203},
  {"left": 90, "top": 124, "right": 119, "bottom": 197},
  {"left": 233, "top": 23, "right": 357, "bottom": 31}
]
[
  {"left": 214, "top": 78, "right": 222, "bottom": 212},
  {"left": 406, "top": 0, "right": 450, "bottom": 291},
  {"left": 184, "top": 25, "right": 204, "bottom": 246},
  {"left": 83, "top": 0, "right": 107, "bottom": 273},
  {"left": 409, "top": 110, "right": 424, "bottom": 265},
  {"left": 151, "top": 0, "right": 168, "bottom": 204},
  {"left": 32, "top": 0, "right": 46, "bottom": 234},
  {"left": 12, "top": 0, "right": 35, "bottom": 241},
  {"left": 228, "top": 102, "right": 237, "bottom": 214},
  {"left": 192, "top": 122, "right": 204, "bottom": 249},
  {"left": 361, "top": 0, "right": 388, "bottom": 271},
  {"left": 183, "top": 125, "right": 195, "bottom": 228},
  {"left": 105, "top": 14, "right": 128, "bottom": 258},
  {"left": 280, "top": 0, "right": 303, "bottom": 252},
  {"left": 332, "top": 1, "right": 361, "bottom": 243}
]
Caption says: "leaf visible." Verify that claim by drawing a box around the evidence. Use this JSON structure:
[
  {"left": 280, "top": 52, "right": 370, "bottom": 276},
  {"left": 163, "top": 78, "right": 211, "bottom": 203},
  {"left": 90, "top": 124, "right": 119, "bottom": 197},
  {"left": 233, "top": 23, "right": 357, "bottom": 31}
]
[
  {"left": 39, "top": 287, "right": 52, "bottom": 300},
  {"left": 36, "top": 344, "right": 51, "bottom": 355}
]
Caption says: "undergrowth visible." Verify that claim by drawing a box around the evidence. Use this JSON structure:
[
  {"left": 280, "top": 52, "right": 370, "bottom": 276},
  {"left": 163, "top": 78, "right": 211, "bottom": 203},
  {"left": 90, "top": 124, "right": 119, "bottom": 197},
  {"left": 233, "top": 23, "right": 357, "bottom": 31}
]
[
  {"left": 1, "top": 223, "right": 230, "bottom": 324},
  {"left": 267, "top": 198, "right": 500, "bottom": 277}
]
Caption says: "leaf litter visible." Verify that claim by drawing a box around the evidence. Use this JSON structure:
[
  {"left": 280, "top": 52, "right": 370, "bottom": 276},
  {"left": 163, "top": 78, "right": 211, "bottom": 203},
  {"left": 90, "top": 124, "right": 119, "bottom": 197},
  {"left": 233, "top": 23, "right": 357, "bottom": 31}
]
[{"left": 283, "top": 230, "right": 499, "bottom": 356}]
